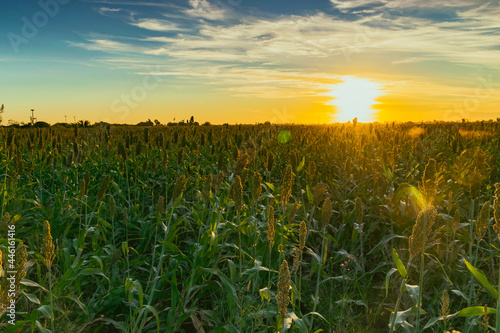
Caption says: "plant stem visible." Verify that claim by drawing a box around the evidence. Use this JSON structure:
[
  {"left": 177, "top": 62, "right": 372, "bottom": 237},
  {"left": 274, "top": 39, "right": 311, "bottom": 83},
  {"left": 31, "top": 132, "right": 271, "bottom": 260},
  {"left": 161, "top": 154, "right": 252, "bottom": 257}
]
[
  {"left": 467, "top": 198, "right": 475, "bottom": 306},
  {"left": 389, "top": 267, "right": 409, "bottom": 333},
  {"left": 309, "top": 230, "right": 326, "bottom": 331},
  {"left": 496, "top": 257, "right": 500, "bottom": 332},
  {"left": 416, "top": 213, "right": 428, "bottom": 333},
  {"left": 48, "top": 266, "right": 55, "bottom": 333}
]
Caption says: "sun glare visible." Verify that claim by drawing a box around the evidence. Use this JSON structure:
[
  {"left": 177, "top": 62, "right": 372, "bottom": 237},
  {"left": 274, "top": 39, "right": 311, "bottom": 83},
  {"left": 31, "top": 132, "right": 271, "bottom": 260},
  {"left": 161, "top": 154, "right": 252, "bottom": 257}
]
[{"left": 327, "top": 76, "right": 383, "bottom": 123}]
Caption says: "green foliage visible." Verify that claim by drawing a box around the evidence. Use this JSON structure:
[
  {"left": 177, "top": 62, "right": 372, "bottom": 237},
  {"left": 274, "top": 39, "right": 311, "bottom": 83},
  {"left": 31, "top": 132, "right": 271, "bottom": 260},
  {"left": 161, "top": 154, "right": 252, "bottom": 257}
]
[{"left": 0, "top": 122, "right": 499, "bottom": 332}]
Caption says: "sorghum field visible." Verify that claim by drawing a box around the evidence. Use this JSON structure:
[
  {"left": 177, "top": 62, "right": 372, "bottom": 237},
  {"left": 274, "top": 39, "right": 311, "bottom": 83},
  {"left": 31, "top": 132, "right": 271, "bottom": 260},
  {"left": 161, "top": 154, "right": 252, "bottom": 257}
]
[{"left": 1, "top": 121, "right": 500, "bottom": 333}]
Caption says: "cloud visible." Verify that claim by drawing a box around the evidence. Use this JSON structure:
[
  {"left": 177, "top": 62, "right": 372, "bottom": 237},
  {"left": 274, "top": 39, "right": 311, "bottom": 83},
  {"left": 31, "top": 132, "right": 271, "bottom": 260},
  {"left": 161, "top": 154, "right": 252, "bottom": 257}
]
[
  {"left": 68, "top": 38, "right": 146, "bottom": 54},
  {"left": 131, "top": 19, "right": 185, "bottom": 32},
  {"left": 71, "top": 1, "right": 500, "bottom": 99},
  {"left": 185, "top": 0, "right": 227, "bottom": 20}
]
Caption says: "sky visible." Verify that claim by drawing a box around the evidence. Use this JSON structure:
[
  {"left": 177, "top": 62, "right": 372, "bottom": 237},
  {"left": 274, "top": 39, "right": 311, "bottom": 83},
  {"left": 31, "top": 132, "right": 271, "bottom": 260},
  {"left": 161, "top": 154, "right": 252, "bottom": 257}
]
[{"left": 1, "top": 0, "right": 499, "bottom": 125}]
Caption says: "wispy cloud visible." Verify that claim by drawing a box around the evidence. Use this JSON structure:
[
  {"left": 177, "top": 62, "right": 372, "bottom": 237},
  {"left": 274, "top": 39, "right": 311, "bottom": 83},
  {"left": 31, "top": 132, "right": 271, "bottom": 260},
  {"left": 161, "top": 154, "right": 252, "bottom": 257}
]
[
  {"left": 131, "top": 19, "right": 186, "bottom": 32},
  {"left": 70, "top": 1, "right": 500, "bottom": 100},
  {"left": 185, "top": 0, "right": 227, "bottom": 20}
]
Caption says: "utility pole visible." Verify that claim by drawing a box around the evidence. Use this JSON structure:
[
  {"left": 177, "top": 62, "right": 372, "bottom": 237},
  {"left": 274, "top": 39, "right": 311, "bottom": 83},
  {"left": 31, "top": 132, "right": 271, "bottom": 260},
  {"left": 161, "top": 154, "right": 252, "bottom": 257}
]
[{"left": 30, "top": 109, "right": 36, "bottom": 125}]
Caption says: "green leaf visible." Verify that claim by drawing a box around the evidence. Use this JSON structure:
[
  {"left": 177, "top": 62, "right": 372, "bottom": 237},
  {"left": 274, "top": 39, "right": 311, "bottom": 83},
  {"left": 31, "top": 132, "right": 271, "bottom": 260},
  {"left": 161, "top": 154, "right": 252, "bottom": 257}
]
[
  {"left": 393, "top": 248, "right": 407, "bottom": 279},
  {"left": 259, "top": 287, "right": 271, "bottom": 301},
  {"left": 296, "top": 156, "right": 306, "bottom": 172},
  {"left": 227, "top": 259, "right": 236, "bottom": 283},
  {"left": 405, "top": 284, "right": 420, "bottom": 304},
  {"left": 289, "top": 312, "right": 307, "bottom": 332},
  {"left": 306, "top": 185, "right": 313, "bottom": 204},
  {"left": 423, "top": 316, "right": 441, "bottom": 329},
  {"left": 265, "top": 182, "right": 276, "bottom": 193},
  {"left": 456, "top": 306, "right": 496, "bottom": 317},
  {"left": 463, "top": 259, "right": 498, "bottom": 299},
  {"left": 21, "top": 278, "right": 48, "bottom": 292},
  {"left": 242, "top": 265, "right": 269, "bottom": 276},
  {"left": 367, "top": 234, "right": 406, "bottom": 256},
  {"left": 37, "top": 305, "right": 53, "bottom": 319},
  {"left": 20, "top": 291, "right": 40, "bottom": 305},
  {"left": 80, "top": 268, "right": 110, "bottom": 281},
  {"left": 134, "top": 280, "right": 144, "bottom": 308}
]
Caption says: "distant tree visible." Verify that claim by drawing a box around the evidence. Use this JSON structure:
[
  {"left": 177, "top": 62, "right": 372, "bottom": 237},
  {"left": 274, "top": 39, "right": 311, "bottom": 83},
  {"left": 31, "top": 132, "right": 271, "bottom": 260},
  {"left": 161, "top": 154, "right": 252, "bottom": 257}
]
[
  {"left": 0, "top": 104, "right": 4, "bottom": 125},
  {"left": 8, "top": 119, "right": 19, "bottom": 126},
  {"left": 154, "top": 119, "right": 161, "bottom": 126},
  {"left": 34, "top": 121, "right": 50, "bottom": 128},
  {"left": 189, "top": 116, "right": 195, "bottom": 124},
  {"left": 136, "top": 119, "right": 154, "bottom": 126},
  {"left": 202, "top": 121, "right": 211, "bottom": 126},
  {"left": 353, "top": 117, "right": 358, "bottom": 127}
]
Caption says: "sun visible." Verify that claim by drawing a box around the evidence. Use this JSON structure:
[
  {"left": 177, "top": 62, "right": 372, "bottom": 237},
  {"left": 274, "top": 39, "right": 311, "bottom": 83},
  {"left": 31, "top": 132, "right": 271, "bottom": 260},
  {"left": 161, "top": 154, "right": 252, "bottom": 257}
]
[{"left": 327, "top": 76, "right": 383, "bottom": 123}]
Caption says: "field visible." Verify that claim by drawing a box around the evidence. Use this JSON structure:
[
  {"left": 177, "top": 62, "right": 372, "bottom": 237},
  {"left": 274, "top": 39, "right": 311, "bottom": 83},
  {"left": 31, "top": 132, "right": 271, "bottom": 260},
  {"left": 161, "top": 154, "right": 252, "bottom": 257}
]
[{"left": 0, "top": 121, "right": 500, "bottom": 332}]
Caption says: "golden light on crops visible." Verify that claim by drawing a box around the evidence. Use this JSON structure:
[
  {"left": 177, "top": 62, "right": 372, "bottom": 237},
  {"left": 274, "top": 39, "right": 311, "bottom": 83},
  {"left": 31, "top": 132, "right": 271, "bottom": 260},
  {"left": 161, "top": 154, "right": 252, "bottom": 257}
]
[{"left": 327, "top": 76, "right": 384, "bottom": 123}]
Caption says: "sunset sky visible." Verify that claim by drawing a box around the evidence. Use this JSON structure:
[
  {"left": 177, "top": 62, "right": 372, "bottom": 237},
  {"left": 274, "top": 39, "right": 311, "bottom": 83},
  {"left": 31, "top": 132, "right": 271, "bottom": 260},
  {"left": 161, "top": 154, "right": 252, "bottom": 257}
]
[{"left": 1, "top": 0, "right": 499, "bottom": 125}]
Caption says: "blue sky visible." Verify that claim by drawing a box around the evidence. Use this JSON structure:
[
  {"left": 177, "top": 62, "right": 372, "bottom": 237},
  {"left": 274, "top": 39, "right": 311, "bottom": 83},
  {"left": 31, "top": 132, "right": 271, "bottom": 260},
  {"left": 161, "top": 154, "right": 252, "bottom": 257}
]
[{"left": 1, "top": 0, "right": 499, "bottom": 124}]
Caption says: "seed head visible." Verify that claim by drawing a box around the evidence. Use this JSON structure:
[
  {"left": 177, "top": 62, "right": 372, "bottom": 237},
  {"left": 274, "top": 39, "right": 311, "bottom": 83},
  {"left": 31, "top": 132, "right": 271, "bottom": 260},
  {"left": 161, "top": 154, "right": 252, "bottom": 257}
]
[
  {"left": 482, "top": 304, "right": 489, "bottom": 331},
  {"left": 441, "top": 290, "right": 449, "bottom": 319},
  {"left": 408, "top": 207, "right": 437, "bottom": 259},
  {"left": 240, "top": 168, "right": 249, "bottom": 188},
  {"left": 156, "top": 196, "right": 165, "bottom": 216},
  {"left": 277, "top": 259, "right": 291, "bottom": 325},
  {"left": 421, "top": 158, "right": 437, "bottom": 205},
  {"left": 96, "top": 174, "right": 111, "bottom": 202},
  {"left": 313, "top": 182, "right": 327, "bottom": 207},
  {"left": 252, "top": 171, "right": 262, "bottom": 203},
  {"left": 287, "top": 202, "right": 298, "bottom": 224},
  {"left": 202, "top": 174, "right": 212, "bottom": 201},
  {"left": 42, "top": 220, "right": 55, "bottom": 269},
  {"left": 292, "top": 247, "right": 300, "bottom": 273},
  {"left": 281, "top": 165, "right": 294, "bottom": 206},
  {"left": 267, "top": 205, "right": 275, "bottom": 248},
  {"left": 321, "top": 197, "right": 332, "bottom": 229},
  {"left": 230, "top": 175, "right": 243, "bottom": 212},
  {"left": 476, "top": 201, "right": 490, "bottom": 240},
  {"left": 299, "top": 221, "right": 307, "bottom": 253},
  {"left": 234, "top": 153, "right": 249, "bottom": 175},
  {"left": 172, "top": 174, "right": 187, "bottom": 201},
  {"left": 493, "top": 183, "right": 500, "bottom": 240},
  {"left": 109, "top": 196, "right": 116, "bottom": 219}
]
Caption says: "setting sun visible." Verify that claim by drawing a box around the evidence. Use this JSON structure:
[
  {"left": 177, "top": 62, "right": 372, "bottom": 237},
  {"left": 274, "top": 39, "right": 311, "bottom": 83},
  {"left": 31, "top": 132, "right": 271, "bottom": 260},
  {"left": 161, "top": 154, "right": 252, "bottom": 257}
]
[{"left": 327, "top": 76, "right": 384, "bottom": 123}]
